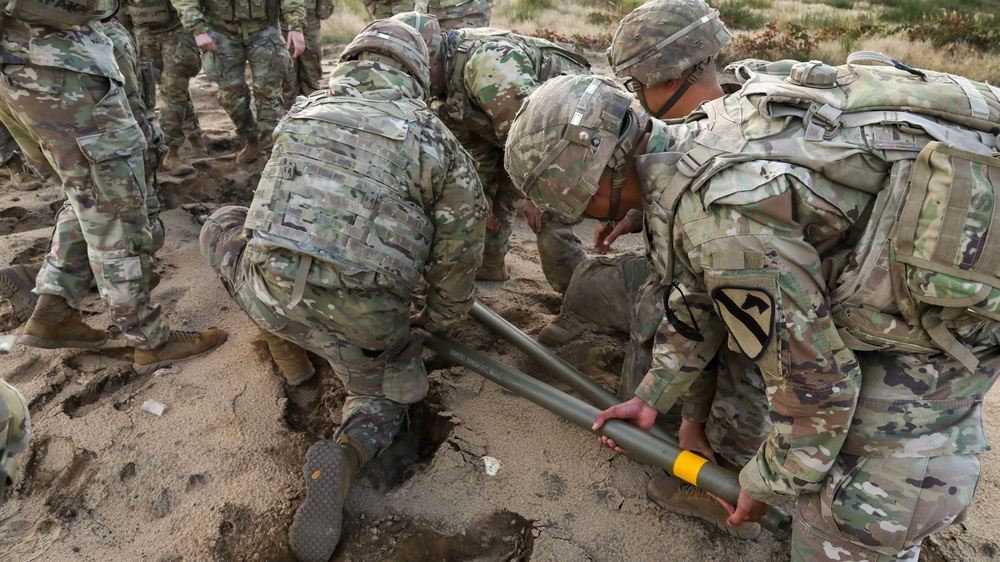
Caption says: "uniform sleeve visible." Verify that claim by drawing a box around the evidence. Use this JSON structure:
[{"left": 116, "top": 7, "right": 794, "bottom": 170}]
[
  {"left": 464, "top": 42, "right": 538, "bottom": 144},
  {"left": 420, "top": 132, "right": 487, "bottom": 333},
  {"left": 280, "top": 0, "right": 306, "bottom": 33},
  {"left": 638, "top": 172, "right": 861, "bottom": 503},
  {"left": 173, "top": 0, "right": 210, "bottom": 36}
]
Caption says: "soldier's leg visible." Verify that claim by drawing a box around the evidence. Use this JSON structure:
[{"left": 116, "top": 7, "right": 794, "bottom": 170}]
[
  {"left": 282, "top": 14, "right": 323, "bottom": 106},
  {"left": 536, "top": 211, "right": 585, "bottom": 294},
  {"left": 0, "top": 65, "right": 166, "bottom": 349},
  {"left": 247, "top": 27, "right": 292, "bottom": 144},
  {"left": 200, "top": 31, "right": 259, "bottom": 143},
  {"left": 793, "top": 455, "right": 979, "bottom": 561},
  {"left": 159, "top": 29, "right": 204, "bottom": 151}
]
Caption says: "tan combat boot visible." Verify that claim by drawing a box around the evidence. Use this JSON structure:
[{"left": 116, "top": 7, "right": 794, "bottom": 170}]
[
  {"left": 476, "top": 252, "right": 509, "bottom": 281},
  {"left": 132, "top": 328, "right": 228, "bottom": 374},
  {"left": 0, "top": 263, "right": 40, "bottom": 326},
  {"left": 289, "top": 435, "right": 365, "bottom": 562},
  {"left": 18, "top": 294, "right": 107, "bottom": 349},
  {"left": 646, "top": 474, "right": 762, "bottom": 540},
  {"left": 260, "top": 331, "right": 315, "bottom": 386},
  {"left": 537, "top": 308, "right": 586, "bottom": 346},
  {"left": 162, "top": 146, "right": 195, "bottom": 176},
  {"left": 186, "top": 136, "right": 208, "bottom": 158}
]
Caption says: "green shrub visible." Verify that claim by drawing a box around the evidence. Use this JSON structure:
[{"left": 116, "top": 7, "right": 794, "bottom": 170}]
[
  {"left": 718, "top": 0, "right": 766, "bottom": 30},
  {"left": 507, "top": 0, "right": 555, "bottom": 23},
  {"left": 731, "top": 20, "right": 820, "bottom": 61}
]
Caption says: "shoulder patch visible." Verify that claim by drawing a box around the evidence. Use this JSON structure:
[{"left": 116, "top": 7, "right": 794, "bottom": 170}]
[{"left": 710, "top": 286, "right": 775, "bottom": 360}]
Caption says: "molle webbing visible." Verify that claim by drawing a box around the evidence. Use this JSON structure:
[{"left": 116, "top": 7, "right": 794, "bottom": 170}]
[
  {"left": 244, "top": 98, "right": 433, "bottom": 294},
  {"left": 3, "top": 0, "right": 99, "bottom": 28},
  {"left": 125, "top": 0, "right": 173, "bottom": 25}
]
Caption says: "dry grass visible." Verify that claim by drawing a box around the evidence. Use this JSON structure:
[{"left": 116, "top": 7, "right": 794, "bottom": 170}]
[{"left": 319, "top": 0, "right": 1000, "bottom": 84}]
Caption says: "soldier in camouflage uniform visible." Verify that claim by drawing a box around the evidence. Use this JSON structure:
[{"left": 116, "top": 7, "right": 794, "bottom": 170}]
[
  {"left": 507, "top": 62, "right": 1000, "bottom": 559},
  {"left": 119, "top": 0, "right": 206, "bottom": 176},
  {"left": 173, "top": 0, "right": 306, "bottom": 164},
  {"left": 0, "top": 5, "right": 227, "bottom": 372},
  {"left": 199, "top": 20, "right": 485, "bottom": 562},
  {"left": 0, "top": 16, "right": 171, "bottom": 331},
  {"left": 532, "top": 1, "right": 769, "bottom": 540},
  {"left": 0, "top": 380, "right": 30, "bottom": 505},
  {"left": 366, "top": 0, "right": 494, "bottom": 29},
  {"left": 281, "top": 0, "right": 334, "bottom": 107},
  {"left": 393, "top": 11, "right": 587, "bottom": 289}
]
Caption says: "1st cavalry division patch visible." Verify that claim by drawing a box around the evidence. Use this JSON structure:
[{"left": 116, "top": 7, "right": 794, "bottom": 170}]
[{"left": 710, "top": 286, "right": 775, "bottom": 360}]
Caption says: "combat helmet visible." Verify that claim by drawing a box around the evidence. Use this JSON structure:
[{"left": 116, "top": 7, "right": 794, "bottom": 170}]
[
  {"left": 0, "top": 381, "right": 30, "bottom": 504},
  {"left": 390, "top": 11, "right": 445, "bottom": 90},
  {"left": 607, "top": 0, "right": 731, "bottom": 87},
  {"left": 340, "top": 19, "right": 431, "bottom": 97},
  {"left": 505, "top": 75, "right": 641, "bottom": 219}
]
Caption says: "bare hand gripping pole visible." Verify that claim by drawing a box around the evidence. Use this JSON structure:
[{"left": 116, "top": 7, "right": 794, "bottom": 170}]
[{"left": 420, "top": 325, "right": 792, "bottom": 538}]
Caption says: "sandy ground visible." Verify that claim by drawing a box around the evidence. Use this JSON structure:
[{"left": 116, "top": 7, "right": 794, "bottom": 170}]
[{"left": 1, "top": 50, "right": 999, "bottom": 562}]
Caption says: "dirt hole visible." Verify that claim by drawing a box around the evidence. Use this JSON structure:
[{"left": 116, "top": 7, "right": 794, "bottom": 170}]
[
  {"left": 61, "top": 355, "right": 136, "bottom": 418},
  {"left": 358, "top": 387, "right": 455, "bottom": 492},
  {"left": 336, "top": 509, "right": 534, "bottom": 562}
]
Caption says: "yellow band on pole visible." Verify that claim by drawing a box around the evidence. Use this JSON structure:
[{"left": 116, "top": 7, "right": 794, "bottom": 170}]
[{"left": 673, "top": 450, "right": 708, "bottom": 485}]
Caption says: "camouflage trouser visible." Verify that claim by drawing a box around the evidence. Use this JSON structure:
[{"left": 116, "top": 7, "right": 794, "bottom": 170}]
[
  {"left": 137, "top": 27, "right": 203, "bottom": 148},
  {"left": 282, "top": 11, "right": 323, "bottom": 107},
  {"left": 200, "top": 26, "right": 291, "bottom": 142},
  {"left": 561, "top": 254, "right": 771, "bottom": 464},
  {"left": 0, "top": 65, "right": 167, "bottom": 349},
  {"left": 365, "top": 0, "right": 493, "bottom": 28},
  {"left": 199, "top": 206, "right": 428, "bottom": 462},
  {"left": 459, "top": 131, "right": 585, "bottom": 292},
  {"left": 792, "top": 454, "right": 979, "bottom": 561}
]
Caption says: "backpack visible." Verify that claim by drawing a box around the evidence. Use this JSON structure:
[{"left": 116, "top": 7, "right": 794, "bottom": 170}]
[{"left": 658, "top": 52, "right": 1000, "bottom": 371}]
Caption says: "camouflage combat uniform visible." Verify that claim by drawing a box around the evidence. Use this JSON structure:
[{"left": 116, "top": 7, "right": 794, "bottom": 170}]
[
  {"left": 435, "top": 27, "right": 589, "bottom": 291},
  {"left": 365, "top": 0, "right": 494, "bottom": 29},
  {"left": 633, "top": 115, "right": 996, "bottom": 559},
  {"left": 119, "top": 0, "right": 204, "bottom": 151},
  {"left": 0, "top": 15, "right": 169, "bottom": 348},
  {"left": 173, "top": 0, "right": 304, "bottom": 145},
  {"left": 562, "top": 253, "right": 770, "bottom": 466},
  {"left": 281, "top": 0, "right": 330, "bottom": 107},
  {"left": 200, "top": 60, "right": 486, "bottom": 461}
]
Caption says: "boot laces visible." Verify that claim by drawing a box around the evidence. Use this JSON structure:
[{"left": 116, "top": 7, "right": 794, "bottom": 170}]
[{"left": 170, "top": 330, "right": 202, "bottom": 342}]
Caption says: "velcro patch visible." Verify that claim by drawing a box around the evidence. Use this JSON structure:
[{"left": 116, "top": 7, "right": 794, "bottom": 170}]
[{"left": 710, "top": 286, "right": 775, "bottom": 360}]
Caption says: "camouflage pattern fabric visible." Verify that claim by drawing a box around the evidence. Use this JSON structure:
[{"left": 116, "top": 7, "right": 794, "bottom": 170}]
[
  {"left": 0, "top": 17, "right": 168, "bottom": 349},
  {"left": 631, "top": 114, "right": 999, "bottom": 557},
  {"left": 200, "top": 61, "right": 485, "bottom": 460},
  {"left": 434, "top": 27, "right": 590, "bottom": 290},
  {"left": 282, "top": 7, "right": 323, "bottom": 106},
  {"left": 561, "top": 254, "right": 770, "bottom": 466},
  {"left": 132, "top": 23, "right": 204, "bottom": 149},
  {"left": 199, "top": 27, "right": 292, "bottom": 142},
  {"left": 0, "top": 380, "right": 30, "bottom": 504},
  {"left": 173, "top": 0, "right": 303, "bottom": 142},
  {"left": 365, "top": 0, "right": 494, "bottom": 29}
]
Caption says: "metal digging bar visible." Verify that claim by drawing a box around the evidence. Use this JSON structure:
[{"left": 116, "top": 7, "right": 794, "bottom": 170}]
[
  {"left": 469, "top": 301, "right": 676, "bottom": 444},
  {"left": 420, "top": 329, "right": 792, "bottom": 538}
]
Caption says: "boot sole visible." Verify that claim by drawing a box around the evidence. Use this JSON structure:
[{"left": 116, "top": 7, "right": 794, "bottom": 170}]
[
  {"left": 18, "top": 334, "right": 107, "bottom": 349},
  {"left": 132, "top": 331, "right": 228, "bottom": 375},
  {"left": 0, "top": 268, "right": 39, "bottom": 324},
  {"left": 289, "top": 440, "right": 346, "bottom": 562}
]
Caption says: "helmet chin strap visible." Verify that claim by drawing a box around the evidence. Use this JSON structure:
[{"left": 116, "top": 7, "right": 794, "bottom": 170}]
[
  {"left": 641, "top": 58, "right": 711, "bottom": 119},
  {"left": 604, "top": 107, "right": 641, "bottom": 222}
]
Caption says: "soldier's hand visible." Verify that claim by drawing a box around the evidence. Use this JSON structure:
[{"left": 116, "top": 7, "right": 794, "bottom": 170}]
[
  {"left": 727, "top": 491, "right": 767, "bottom": 525},
  {"left": 195, "top": 33, "right": 216, "bottom": 52},
  {"left": 522, "top": 200, "right": 543, "bottom": 234},
  {"left": 594, "top": 216, "right": 632, "bottom": 254},
  {"left": 287, "top": 31, "right": 305, "bottom": 58},
  {"left": 591, "top": 396, "right": 658, "bottom": 455},
  {"left": 677, "top": 419, "right": 717, "bottom": 464}
]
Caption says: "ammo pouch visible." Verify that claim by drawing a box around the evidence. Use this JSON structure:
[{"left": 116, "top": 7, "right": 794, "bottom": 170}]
[{"left": 4, "top": 0, "right": 101, "bottom": 28}]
